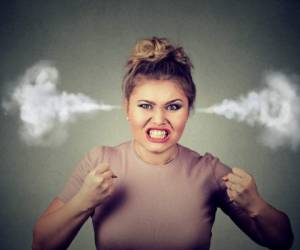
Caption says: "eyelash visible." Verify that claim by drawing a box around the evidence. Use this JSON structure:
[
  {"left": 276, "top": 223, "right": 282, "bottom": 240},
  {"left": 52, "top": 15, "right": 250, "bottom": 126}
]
[
  {"left": 167, "top": 104, "right": 182, "bottom": 111},
  {"left": 138, "top": 103, "right": 182, "bottom": 111},
  {"left": 138, "top": 103, "right": 152, "bottom": 110}
]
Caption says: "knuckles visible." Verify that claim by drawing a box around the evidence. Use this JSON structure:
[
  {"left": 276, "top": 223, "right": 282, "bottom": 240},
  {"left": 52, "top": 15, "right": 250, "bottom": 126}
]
[
  {"left": 96, "top": 176, "right": 104, "bottom": 183},
  {"left": 101, "top": 182, "right": 109, "bottom": 191}
]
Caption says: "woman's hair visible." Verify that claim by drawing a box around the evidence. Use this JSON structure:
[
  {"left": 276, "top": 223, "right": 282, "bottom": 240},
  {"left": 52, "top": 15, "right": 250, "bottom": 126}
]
[{"left": 122, "top": 37, "right": 196, "bottom": 110}]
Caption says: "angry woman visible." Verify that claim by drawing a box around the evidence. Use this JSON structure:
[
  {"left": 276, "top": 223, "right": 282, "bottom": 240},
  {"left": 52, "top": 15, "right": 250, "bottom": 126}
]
[{"left": 32, "top": 37, "right": 293, "bottom": 250}]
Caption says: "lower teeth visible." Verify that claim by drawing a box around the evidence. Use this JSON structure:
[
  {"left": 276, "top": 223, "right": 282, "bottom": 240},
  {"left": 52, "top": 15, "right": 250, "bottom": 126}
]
[{"left": 151, "top": 135, "right": 165, "bottom": 139}]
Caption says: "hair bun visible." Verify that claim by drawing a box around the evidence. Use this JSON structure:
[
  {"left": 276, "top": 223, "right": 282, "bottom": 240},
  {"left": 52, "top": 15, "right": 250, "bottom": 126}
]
[
  {"left": 123, "top": 36, "right": 196, "bottom": 110},
  {"left": 127, "top": 37, "right": 192, "bottom": 68}
]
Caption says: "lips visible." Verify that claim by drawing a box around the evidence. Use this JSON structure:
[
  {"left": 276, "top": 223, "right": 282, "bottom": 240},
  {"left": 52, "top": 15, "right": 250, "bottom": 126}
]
[{"left": 146, "top": 128, "right": 170, "bottom": 143}]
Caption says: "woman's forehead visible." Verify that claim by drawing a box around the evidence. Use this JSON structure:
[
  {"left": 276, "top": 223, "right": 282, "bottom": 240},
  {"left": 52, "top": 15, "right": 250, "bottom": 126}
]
[{"left": 130, "top": 79, "right": 187, "bottom": 100}]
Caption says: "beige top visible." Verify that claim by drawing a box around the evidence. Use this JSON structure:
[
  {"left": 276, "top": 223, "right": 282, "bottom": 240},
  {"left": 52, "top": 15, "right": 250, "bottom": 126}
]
[{"left": 58, "top": 141, "right": 266, "bottom": 250}]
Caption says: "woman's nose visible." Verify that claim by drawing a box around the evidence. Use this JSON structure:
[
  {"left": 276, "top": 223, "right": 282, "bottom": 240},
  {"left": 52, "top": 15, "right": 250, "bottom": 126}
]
[{"left": 152, "top": 108, "right": 166, "bottom": 124}]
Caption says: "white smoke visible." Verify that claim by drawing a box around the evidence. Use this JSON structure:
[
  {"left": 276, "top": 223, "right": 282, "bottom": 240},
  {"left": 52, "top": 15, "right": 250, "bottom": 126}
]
[
  {"left": 197, "top": 72, "right": 300, "bottom": 151},
  {"left": 3, "top": 63, "right": 300, "bottom": 151},
  {"left": 2, "top": 61, "right": 120, "bottom": 146}
]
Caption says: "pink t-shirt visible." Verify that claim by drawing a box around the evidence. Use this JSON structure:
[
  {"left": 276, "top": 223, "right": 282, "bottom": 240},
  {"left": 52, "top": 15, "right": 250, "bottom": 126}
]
[{"left": 58, "top": 141, "right": 265, "bottom": 250}]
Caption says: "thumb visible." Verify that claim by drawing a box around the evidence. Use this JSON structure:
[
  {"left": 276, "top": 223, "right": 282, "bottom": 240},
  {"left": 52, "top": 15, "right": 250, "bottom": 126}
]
[
  {"left": 92, "top": 162, "right": 110, "bottom": 175},
  {"left": 222, "top": 174, "right": 229, "bottom": 181}
]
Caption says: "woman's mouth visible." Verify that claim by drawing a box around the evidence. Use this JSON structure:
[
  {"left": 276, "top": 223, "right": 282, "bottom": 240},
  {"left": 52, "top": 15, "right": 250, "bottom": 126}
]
[{"left": 146, "top": 128, "right": 170, "bottom": 143}]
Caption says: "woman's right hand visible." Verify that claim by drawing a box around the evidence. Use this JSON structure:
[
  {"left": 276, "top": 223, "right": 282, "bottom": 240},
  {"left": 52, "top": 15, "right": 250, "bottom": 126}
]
[
  {"left": 75, "top": 163, "right": 116, "bottom": 212},
  {"left": 32, "top": 163, "right": 115, "bottom": 249}
]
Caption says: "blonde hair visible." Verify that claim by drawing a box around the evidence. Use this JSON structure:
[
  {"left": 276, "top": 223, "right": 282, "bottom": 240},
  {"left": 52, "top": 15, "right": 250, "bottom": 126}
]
[{"left": 122, "top": 37, "right": 196, "bottom": 110}]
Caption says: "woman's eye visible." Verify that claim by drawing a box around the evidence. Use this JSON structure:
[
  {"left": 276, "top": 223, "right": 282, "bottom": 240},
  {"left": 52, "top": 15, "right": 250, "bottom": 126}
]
[
  {"left": 138, "top": 103, "right": 152, "bottom": 109},
  {"left": 166, "top": 104, "right": 182, "bottom": 111}
]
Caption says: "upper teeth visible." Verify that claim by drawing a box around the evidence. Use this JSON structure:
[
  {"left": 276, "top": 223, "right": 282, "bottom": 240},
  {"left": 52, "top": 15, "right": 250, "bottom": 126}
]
[{"left": 149, "top": 130, "right": 167, "bottom": 138}]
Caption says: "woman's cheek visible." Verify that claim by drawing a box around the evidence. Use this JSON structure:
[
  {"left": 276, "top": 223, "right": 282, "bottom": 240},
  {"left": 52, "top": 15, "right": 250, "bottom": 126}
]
[
  {"left": 129, "top": 110, "right": 149, "bottom": 128},
  {"left": 173, "top": 115, "right": 189, "bottom": 136},
  {"left": 175, "top": 123, "right": 186, "bottom": 136}
]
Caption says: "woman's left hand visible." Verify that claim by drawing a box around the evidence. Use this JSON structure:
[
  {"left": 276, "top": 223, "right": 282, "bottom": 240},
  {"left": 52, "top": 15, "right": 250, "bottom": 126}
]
[{"left": 222, "top": 167, "right": 266, "bottom": 217}]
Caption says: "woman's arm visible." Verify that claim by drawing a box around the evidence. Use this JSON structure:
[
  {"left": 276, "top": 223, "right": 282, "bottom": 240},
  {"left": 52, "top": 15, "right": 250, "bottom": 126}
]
[
  {"left": 222, "top": 167, "right": 294, "bottom": 250},
  {"left": 32, "top": 163, "right": 116, "bottom": 250},
  {"left": 246, "top": 196, "right": 294, "bottom": 250},
  {"left": 32, "top": 196, "right": 93, "bottom": 250}
]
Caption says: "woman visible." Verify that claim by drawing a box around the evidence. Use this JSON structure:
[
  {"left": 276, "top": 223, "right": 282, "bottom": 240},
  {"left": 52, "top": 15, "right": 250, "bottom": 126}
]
[{"left": 32, "top": 37, "right": 293, "bottom": 250}]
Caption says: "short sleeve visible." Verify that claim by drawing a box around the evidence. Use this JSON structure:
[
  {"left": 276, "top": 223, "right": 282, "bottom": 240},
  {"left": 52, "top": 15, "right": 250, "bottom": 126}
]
[
  {"left": 57, "top": 146, "right": 104, "bottom": 203},
  {"left": 213, "top": 161, "right": 266, "bottom": 246}
]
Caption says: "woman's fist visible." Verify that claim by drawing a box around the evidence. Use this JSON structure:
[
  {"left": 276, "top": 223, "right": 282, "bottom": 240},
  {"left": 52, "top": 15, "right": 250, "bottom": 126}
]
[
  {"left": 222, "top": 167, "right": 266, "bottom": 217},
  {"left": 75, "top": 163, "right": 117, "bottom": 211}
]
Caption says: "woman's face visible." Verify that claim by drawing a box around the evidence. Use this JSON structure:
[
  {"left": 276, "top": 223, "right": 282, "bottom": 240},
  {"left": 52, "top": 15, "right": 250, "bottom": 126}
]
[{"left": 125, "top": 78, "right": 190, "bottom": 156}]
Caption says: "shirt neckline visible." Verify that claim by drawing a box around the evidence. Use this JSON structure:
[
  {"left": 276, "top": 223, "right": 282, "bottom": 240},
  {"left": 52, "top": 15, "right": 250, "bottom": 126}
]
[{"left": 129, "top": 140, "right": 182, "bottom": 170}]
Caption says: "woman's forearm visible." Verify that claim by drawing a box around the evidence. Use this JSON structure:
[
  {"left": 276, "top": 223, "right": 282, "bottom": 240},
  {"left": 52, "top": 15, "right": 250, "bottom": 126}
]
[
  {"left": 249, "top": 197, "right": 294, "bottom": 250},
  {"left": 223, "top": 168, "right": 294, "bottom": 249},
  {"left": 32, "top": 196, "right": 93, "bottom": 250}
]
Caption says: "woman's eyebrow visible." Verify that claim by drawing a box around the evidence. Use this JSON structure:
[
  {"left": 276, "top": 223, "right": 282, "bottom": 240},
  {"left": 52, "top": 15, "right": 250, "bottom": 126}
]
[
  {"left": 165, "top": 99, "right": 183, "bottom": 105},
  {"left": 137, "top": 100, "right": 155, "bottom": 104},
  {"left": 137, "top": 99, "right": 183, "bottom": 105}
]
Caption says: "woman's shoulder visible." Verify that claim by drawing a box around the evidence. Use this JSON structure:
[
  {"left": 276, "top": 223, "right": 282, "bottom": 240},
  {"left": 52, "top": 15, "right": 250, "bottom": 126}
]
[
  {"left": 101, "top": 141, "right": 131, "bottom": 157},
  {"left": 79, "top": 141, "right": 130, "bottom": 168},
  {"left": 87, "top": 141, "right": 131, "bottom": 157},
  {"left": 83, "top": 141, "right": 131, "bottom": 177},
  {"left": 179, "top": 144, "right": 232, "bottom": 182},
  {"left": 178, "top": 144, "right": 219, "bottom": 164}
]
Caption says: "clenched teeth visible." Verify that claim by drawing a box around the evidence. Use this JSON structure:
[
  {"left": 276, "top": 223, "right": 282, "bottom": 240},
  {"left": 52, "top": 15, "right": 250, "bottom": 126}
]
[{"left": 149, "top": 129, "right": 168, "bottom": 138}]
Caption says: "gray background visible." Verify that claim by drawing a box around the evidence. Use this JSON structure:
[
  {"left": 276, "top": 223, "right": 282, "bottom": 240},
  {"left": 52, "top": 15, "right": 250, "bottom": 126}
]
[{"left": 1, "top": 0, "right": 299, "bottom": 249}]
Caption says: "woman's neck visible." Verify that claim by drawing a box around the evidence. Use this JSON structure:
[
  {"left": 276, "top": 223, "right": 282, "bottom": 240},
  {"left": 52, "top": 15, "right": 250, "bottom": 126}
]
[{"left": 133, "top": 141, "right": 179, "bottom": 166}]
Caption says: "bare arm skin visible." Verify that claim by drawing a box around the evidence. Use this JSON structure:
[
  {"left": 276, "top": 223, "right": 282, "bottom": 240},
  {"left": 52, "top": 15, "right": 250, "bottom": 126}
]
[
  {"left": 32, "top": 196, "right": 92, "bottom": 250},
  {"left": 248, "top": 197, "right": 294, "bottom": 250},
  {"left": 32, "top": 164, "right": 115, "bottom": 250},
  {"left": 223, "top": 167, "right": 294, "bottom": 250}
]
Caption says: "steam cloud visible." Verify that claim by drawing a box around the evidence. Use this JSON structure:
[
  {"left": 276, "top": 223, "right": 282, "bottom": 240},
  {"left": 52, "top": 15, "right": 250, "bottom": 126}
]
[
  {"left": 2, "top": 61, "right": 120, "bottom": 146},
  {"left": 2, "top": 61, "right": 300, "bottom": 151},
  {"left": 197, "top": 72, "right": 300, "bottom": 151}
]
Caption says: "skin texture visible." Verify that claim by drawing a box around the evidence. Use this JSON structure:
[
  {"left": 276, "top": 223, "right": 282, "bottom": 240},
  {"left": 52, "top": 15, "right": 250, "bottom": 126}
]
[
  {"left": 75, "top": 163, "right": 116, "bottom": 211},
  {"left": 222, "top": 167, "right": 267, "bottom": 217},
  {"left": 124, "top": 78, "right": 190, "bottom": 165}
]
